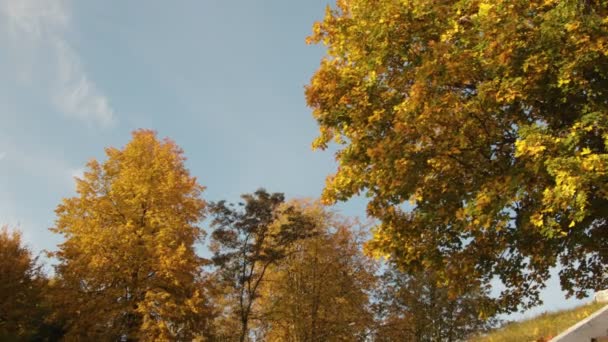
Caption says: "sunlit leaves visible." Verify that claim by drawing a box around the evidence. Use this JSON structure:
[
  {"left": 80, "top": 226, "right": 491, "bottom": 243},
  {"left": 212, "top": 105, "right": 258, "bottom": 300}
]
[
  {"left": 50, "top": 130, "right": 209, "bottom": 339},
  {"left": 257, "top": 200, "right": 376, "bottom": 341},
  {"left": 208, "top": 190, "right": 317, "bottom": 341},
  {"left": 307, "top": 0, "right": 608, "bottom": 311}
]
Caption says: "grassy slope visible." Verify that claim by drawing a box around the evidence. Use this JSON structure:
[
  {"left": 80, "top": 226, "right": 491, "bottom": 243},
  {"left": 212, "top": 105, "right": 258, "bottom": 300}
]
[{"left": 470, "top": 301, "right": 607, "bottom": 342}]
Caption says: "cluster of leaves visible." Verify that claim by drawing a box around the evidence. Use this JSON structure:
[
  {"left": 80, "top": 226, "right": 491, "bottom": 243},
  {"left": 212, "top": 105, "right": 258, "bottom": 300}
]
[
  {"left": 306, "top": 0, "right": 608, "bottom": 313},
  {"left": 0, "top": 227, "right": 61, "bottom": 341}
]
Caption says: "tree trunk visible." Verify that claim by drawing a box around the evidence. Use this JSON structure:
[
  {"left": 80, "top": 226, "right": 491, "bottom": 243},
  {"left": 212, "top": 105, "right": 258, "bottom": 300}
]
[{"left": 239, "top": 317, "right": 248, "bottom": 342}]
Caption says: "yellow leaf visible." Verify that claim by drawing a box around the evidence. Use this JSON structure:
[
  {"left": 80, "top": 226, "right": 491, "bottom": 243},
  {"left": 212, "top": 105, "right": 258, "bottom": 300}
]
[{"left": 478, "top": 3, "right": 493, "bottom": 17}]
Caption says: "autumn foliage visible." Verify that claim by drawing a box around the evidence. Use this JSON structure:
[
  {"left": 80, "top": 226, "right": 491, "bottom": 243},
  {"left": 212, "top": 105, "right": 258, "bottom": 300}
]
[
  {"left": 207, "top": 190, "right": 318, "bottom": 341},
  {"left": 0, "top": 130, "right": 502, "bottom": 340},
  {"left": 0, "top": 226, "right": 48, "bottom": 340},
  {"left": 50, "top": 130, "right": 209, "bottom": 340},
  {"left": 306, "top": 0, "right": 608, "bottom": 313},
  {"left": 2, "top": 0, "right": 605, "bottom": 339},
  {"left": 257, "top": 201, "right": 376, "bottom": 340}
]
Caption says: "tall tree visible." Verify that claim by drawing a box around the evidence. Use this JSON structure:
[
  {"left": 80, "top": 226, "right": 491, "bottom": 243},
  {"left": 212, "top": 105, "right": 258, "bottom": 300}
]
[
  {"left": 0, "top": 226, "right": 48, "bottom": 340},
  {"left": 306, "top": 0, "right": 608, "bottom": 312},
  {"left": 373, "top": 266, "right": 497, "bottom": 342},
  {"left": 50, "top": 129, "right": 209, "bottom": 340},
  {"left": 208, "top": 190, "right": 315, "bottom": 342},
  {"left": 257, "top": 200, "right": 376, "bottom": 342}
]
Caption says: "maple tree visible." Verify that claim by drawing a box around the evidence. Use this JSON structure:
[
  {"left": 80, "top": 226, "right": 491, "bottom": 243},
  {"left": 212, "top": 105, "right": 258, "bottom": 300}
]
[
  {"left": 208, "top": 190, "right": 316, "bottom": 342},
  {"left": 50, "top": 130, "right": 210, "bottom": 340},
  {"left": 257, "top": 200, "right": 376, "bottom": 341},
  {"left": 306, "top": 0, "right": 608, "bottom": 311}
]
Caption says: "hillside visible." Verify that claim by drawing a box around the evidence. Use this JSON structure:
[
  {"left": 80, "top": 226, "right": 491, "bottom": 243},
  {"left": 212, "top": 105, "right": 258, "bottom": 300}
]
[{"left": 471, "top": 301, "right": 607, "bottom": 342}]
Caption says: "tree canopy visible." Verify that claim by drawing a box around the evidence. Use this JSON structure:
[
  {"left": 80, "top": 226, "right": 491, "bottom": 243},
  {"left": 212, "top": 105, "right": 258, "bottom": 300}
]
[
  {"left": 257, "top": 200, "right": 376, "bottom": 341},
  {"left": 208, "top": 190, "right": 317, "bottom": 341},
  {"left": 0, "top": 226, "right": 49, "bottom": 340},
  {"left": 50, "top": 130, "right": 210, "bottom": 340},
  {"left": 306, "top": 0, "right": 608, "bottom": 312},
  {"left": 373, "top": 266, "right": 497, "bottom": 341}
]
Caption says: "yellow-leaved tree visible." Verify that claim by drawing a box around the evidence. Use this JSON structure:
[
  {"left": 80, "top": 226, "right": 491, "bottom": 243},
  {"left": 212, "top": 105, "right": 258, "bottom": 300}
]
[
  {"left": 50, "top": 130, "right": 210, "bottom": 340},
  {"left": 306, "top": 0, "right": 608, "bottom": 312},
  {"left": 257, "top": 200, "right": 377, "bottom": 341},
  {"left": 0, "top": 226, "right": 48, "bottom": 340}
]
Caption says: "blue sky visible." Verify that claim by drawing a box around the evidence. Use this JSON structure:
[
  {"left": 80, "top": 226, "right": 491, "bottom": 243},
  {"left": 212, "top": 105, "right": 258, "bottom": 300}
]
[{"left": 0, "top": 0, "right": 590, "bottom": 320}]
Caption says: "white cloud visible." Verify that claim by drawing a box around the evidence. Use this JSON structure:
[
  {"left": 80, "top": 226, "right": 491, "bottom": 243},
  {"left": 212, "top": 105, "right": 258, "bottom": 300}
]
[
  {"left": 0, "top": 152, "right": 5, "bottom": 161},
  {"left": 53, "top": 40, "right": 115, "bottom": 126},
  {"left": 2, "top": 0, "right": 68, "bottom": 37},
  {"left": 0, "top": 0, "right": 115, "bottom": 126}
]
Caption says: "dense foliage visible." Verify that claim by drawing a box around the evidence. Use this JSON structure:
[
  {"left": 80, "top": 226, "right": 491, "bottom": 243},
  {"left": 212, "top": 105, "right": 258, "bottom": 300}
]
[
  {"left": 306, "top": 0, "right": 608, "bottom": 312},
  {"left": 50, "top": 130, "right": 210, "bottom": 340},
  {"left": 257, "top": 201, "right": 376, "bottom": 341},
  {"left": 208, "top": 190, "right": 317, "bottom": 341},
  {"left": 0, "top": 227, "right": 50, "bottom": 340}
]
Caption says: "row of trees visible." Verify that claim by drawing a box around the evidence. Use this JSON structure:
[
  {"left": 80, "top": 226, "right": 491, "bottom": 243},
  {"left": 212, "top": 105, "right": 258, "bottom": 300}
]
[
  {"left": 1, "top": 130, "right": 495, "bottom": 341},
  {"left": 4, "top": 0, "right": 605, "bottom": 339}
]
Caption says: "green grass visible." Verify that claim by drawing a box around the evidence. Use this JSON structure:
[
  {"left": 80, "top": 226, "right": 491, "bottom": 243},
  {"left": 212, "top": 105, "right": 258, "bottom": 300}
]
[{"left": 470, "top": 301, "right": 607, "bottom": 342}]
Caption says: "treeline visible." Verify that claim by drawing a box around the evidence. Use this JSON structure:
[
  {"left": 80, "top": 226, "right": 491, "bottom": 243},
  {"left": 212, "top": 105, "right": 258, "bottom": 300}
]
[
  {"left": 4, "top": 0, "right": 607, "bottom": 340},
  {"left": 1, "top": 130, "right": 497, "bottom": 341}
]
